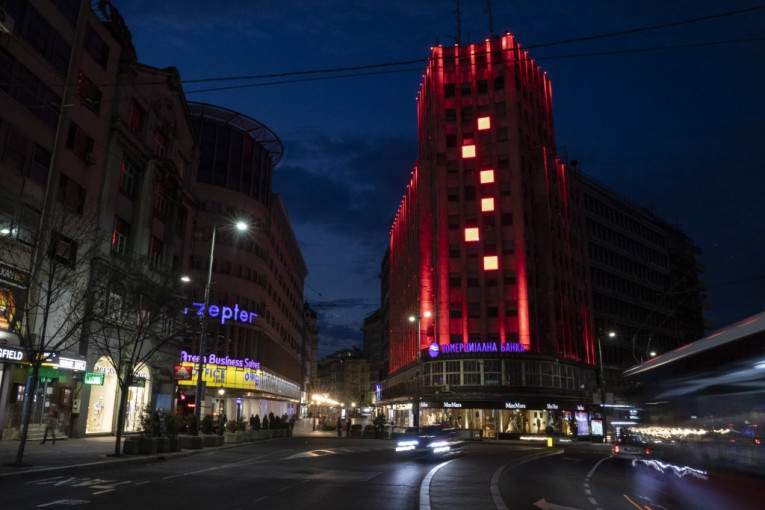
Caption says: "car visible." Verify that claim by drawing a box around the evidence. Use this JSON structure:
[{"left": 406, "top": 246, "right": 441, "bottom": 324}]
[
  {"left": 395, "top": 425, "right": 464, "bottom": 458},
  {"left": 612, "top": 435, "right": 651, "bottom": 460}
]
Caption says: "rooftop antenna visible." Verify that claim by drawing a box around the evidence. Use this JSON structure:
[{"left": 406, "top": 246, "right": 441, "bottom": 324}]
[
  {"left": 485, "top": 0, "right": 494, "bottom": 37},
  {"left": 455, "top": 0, "right": 462, "bottom": 45}
]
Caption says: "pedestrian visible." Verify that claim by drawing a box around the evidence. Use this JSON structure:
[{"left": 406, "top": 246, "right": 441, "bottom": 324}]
[
  {"left": 289, "top": 415, "right": 295, "bottom": 432},
  {"left": 218, "top": 413, "right": 227, "bottom": 435},
  {"left": 336, "top": 416, "right": 342, "bottom": 437},
  {"left": 346, "top": 417, "right": 351, "bottom": 438},
  {"left": 40, "top": 404, "right": 58, "bottom": 444}
]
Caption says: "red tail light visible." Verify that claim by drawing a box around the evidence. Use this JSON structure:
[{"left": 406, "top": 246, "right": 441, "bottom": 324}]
[{"left": 614, "top": 445, "right": 620, "bottom": 454}]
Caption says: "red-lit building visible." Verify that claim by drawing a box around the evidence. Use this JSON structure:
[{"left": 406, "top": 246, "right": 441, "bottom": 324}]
[{"left": 382, "top": 35, "right": 597, "bottom": 438}]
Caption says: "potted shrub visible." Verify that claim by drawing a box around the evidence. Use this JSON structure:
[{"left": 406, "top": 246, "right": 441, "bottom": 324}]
[
  {"left": 179, "top": 414, "right": 203, "bottom": 449},
  {"left": 200, "top": 414, "right": 223, "bottom": 446},
  {"left": 123, "top": 405, "right": 159, "bottom": 455},
  {"left": 160, "top": 409, "right": 182, "bottom": 452},
  {"left": 224, "top": 419, "right": 246, "bottom": 443}
]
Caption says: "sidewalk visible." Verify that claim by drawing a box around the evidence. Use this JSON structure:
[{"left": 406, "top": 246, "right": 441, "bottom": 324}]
[{"left": 0, "top": 419, "right": 338, "bottom": 480}]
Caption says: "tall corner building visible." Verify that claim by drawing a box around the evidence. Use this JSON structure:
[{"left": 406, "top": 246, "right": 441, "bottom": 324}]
[{"left": 385, "top": 35, "right": 597, "bottom": 437}]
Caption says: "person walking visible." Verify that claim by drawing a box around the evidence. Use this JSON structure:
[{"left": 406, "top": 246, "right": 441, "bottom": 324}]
[
  {"left": 336, "top": 416, "right": 342, "bottom": 437},
  {"left": 40, "top": 404, "right": 59, "bottom": 444},
  {"left": 346, "top": 417, "right": 351, "bottom": 438}
]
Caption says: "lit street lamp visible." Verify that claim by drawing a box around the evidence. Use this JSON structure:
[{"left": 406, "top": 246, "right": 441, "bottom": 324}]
[
  {"left": 193, "top": 221, "right": 248, "bottom": 431},
  {"left": 408, "top": 310, "right": 431, "bottom": 433},
  {"left": 597, "top": 331, "right": 616, "bottom": 442}
]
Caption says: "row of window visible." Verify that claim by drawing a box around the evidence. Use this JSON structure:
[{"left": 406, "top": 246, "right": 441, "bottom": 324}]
[
  {"left": 420, "top": 358, "right": 585, "bottom": 392},
  {"left": 0, "top": 47, "right": 61, "bottom": 129}
]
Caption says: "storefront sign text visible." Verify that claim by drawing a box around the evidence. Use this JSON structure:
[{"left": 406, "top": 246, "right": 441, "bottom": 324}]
[
  {"left": 180, "top": 351, "right": 260, "bottom": 369},
  {"left": 184, "top": 302, "right": 258, "bottom": 325},
  {"left": 59, "top": 357, "right": 86, "bottom": 371},
  {"left": 546, "top": 403, "right": 559, "bottom": 410},
  {"left": 444, "top": 401, "right": 462, "bottom": 408},
  {"left": 505, "top": 402, "right": 526, "bottom": 409},
  {"left": 0, "top": 346, "right": 24, "bottom": 362},
  {"left": 177, "top": 362, "right": 261, "bottom": 390},
  {"left": 429, "top": 341, "right": 527, "bottom": 358},
  {"left": 84, "top": 372, "right": 104, "bottom": 385}
]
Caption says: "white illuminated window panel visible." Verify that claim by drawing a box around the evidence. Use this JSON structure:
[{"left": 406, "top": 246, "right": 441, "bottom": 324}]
[
  {"left": 477, "top": 117, "right": 491, "bottom": 130},
  {"left": 481, "top": 197, "right": 495, "bottom": 212},
  {"left": 462, "top": 145, "right": 476, "bottom": 159},
  {"left": 484, "top": 256, "right": 498, "bottom": 271},
  {"left": 480, "top": 170, "right": 495, "bottom": 184},
  {"left": 464, "top": 228, "right": 480, "bottom": 242}
]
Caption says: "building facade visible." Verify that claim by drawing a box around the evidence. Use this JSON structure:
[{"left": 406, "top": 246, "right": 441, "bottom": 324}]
[
  {"left": 574, "top": 168, "right": 706, "bottom": 397},
  {"left": 383, "top": 35, "right": 596, "bottom": 438},
  {"left": 181, "top": 102, "right": 307, "bottom": 424}
]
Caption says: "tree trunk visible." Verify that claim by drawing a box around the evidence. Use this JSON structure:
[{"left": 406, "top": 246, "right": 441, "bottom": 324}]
[
  {"left": 14, "top": 362, "right": 42, "bottom": 466},
  {"left": 112, "top": 369, "right": 132, "bottom": 456}
]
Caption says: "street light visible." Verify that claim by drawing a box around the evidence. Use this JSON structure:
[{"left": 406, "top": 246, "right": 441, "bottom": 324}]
[
  {"left": 597, "top": 331, "right": 616, "bottom": 442},
  {"left": 408, "top": 310, "right": 431, "bottom": 432},
  {"left": 193, "top": 221, "right": 248, "bottom": 431}
]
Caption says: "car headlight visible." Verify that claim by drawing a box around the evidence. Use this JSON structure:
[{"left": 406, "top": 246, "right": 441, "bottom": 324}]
[{"left": 396, "top": 440, "right": 419, "bottom": 452}]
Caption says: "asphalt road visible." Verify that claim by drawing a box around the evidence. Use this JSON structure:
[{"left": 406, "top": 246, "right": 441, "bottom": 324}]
[{"left": 2, "top": 438, "right": 760, "bottom": 509}]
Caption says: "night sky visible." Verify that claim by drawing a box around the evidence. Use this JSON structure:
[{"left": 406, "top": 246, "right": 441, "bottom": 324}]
[{"left": 113, "top": 1, "right": 765, "bottom": 357}]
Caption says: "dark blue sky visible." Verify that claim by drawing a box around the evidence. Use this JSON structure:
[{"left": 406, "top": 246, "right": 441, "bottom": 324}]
[{"left": 114, "top": 1, "right": 765, "bottom": 357}]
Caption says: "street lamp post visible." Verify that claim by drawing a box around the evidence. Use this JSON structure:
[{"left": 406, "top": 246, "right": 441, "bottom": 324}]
[
  {"left": 408, "top": 310, "right": 431, "bottom": 433},
  {"left": 597, "top": 331, "right": 616, "bottom": 443},
  {"left": 193, "top": 221, "right": 247, "bottom": 432}
]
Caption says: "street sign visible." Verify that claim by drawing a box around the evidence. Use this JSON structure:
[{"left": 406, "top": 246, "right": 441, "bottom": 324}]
[{"left": 83, "top": 372, "right": 104, "bottom": 385}]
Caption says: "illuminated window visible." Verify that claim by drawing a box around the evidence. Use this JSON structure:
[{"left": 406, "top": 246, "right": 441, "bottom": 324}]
[
  {"left": 477, "top": 117, "right": 491, "bottom": 130},
  {"left": 481, "top": 197, "right": 495, "bottom": 212},
  {"left": 464, "top": 227, "right": 480, "bottom": 242},
  {"left": 462, "top": 144, "right": 476, "bottom": 159},
  {"left": 480, "top": 169, "right": 495, "bottom": 184},
  {"left": 483, "top": 255, "right": 498, "bottom": 271}
]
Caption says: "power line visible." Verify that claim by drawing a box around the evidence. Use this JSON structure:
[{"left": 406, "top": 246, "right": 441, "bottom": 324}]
[{"left": 182, "top": 37, "right": 765, "bottom": 95}]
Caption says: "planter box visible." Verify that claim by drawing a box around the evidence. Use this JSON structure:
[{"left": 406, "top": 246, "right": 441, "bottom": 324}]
[
  {"left": 123, "top": 436, "right": 158, "bottom": 455},
  {"left": 156, "top": 437, "right": 169, "bottom": 453},
  {"left": 179, "top": 435, "right": 203, "bottom": 450},
  {"left": 202, "top": 434, "right": 224, "bottom": 447},
  {"left": 224, "top": 431, "right": 243, "bottom": 444},
  {"left": 167, "top": 436, "right": 182, "bottom": 452}
]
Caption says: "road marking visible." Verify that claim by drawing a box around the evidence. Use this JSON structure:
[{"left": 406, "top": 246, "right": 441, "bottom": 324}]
[
  {"left": 37, "top": 500, "right": 90, "bottom": 508},
  {"left": 582, "top": 454, "right": 612, "bottom": 510},
  {"left": 491, "top": 449, "right": 563, "bottom": 510},
  {"left": 533, "top": 498, "right": 584, "bottom": 510},
  {"left": 419, "top": 459, "right": 456, "bottom": 510}
]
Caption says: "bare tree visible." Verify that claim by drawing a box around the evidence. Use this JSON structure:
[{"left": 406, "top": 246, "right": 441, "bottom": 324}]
[
  {"left": 0, "top": 201, "right": 105, "bottom": 466},
  {"left": 86, "top": 258, "right": 188, "bottom": 456}
]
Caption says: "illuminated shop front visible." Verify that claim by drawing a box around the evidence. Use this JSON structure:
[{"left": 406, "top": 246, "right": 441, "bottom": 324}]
[
  {"left": 0, "top": 347, "right": 84, "bottom": 438},
  {"left": 176, "top": 351, "right": 300, "bottom": 422},
  {"left": 85, "top": 357, "right": 152, "bottom": 434}
]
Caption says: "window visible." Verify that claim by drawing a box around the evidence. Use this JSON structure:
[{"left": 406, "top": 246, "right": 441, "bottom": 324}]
[
  {"left": 148, "top": 236, "right": 163, "bottom": 268},
  {"left": 447, "top": 187, "right": 459, "bottom": 201},
  {"left": 484, "top": 255, "right": 499, "bottom": 271},
  {"left": 481, "top": 197, "right": 495, "bottom": 212},
  {"left": 444, "top": 84, "right": 455, "bottom": 97},
  {"left": 477, "top": 117, "right": 491, "bottom": 130},
  {"left": 66, "top": 122, "right": 94, "bottom": 161},
  {"left": 154, "top": 131, "right": 167, "bottom": 158},
  {"left": 84, "top": 25, "right": 109, "bottom": 68},
  {"left": 119, "top": 159, "right": 138, "bottom": 197},
  {"left": 129, "top": 101, "right": 145, "bottom": 133},
  {"left": 58, "top": 174, "right": 86, "bottom": 213},
  {"left": 76, "top": 72, "right": 101, "bottom": 113},
  {"left": 464, "top": 227, "right": 479, "bottom": 242},
  {"left": 445, "top": 109, "right": 456, "bottom": 122},
  {"left": 449, "top": 273, "right": 461, "bottom": 287},
  {"left": 480, "top": 169, "right": 494, "bottom": 184},
  {"left": 111, "top": 216, "right": 130, "bottom": 256},
  {"left": 154, "top": 182, "right": 168, "bottom": 217},
  {"left": 449, "top": 306, "right": 462, "bottom": 318},
  {"left": 2, "top": 126, "right": 27, "bottom": 171},
  {"left": 49, "top": 232, "right": 77, "bottom": 267},
  {"left": 462, "top": 144, "right": 476, "bottom": 159}
]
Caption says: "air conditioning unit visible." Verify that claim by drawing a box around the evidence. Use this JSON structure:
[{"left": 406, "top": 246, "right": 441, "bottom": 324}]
[
  {"left": 0, "top": 8, "right": 14, "bottom": 34},
  {"left": 84, "top": 152, "right": 95, "bottom": 164}
]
